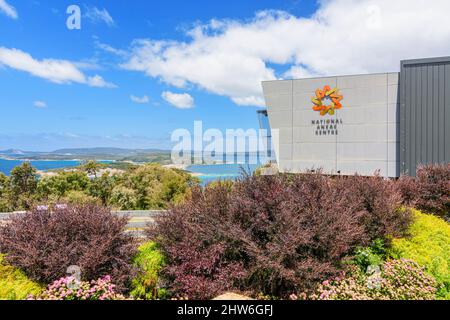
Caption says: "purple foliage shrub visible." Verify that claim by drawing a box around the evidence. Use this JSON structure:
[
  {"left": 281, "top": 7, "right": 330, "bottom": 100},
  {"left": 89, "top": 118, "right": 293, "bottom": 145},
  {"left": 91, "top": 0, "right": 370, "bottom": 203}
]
[
  {"left": 0, "top": 204, "right": 137, "bottom": 292},
  {"left": 339, "top": 173, "right": 411, "bottom": 240},
  {"left": 147, "top": 173, "right": 411, "bottom": 299},
  {"left": 414, "top": 164, "right": 450, "bottom": 218},
  {"left": 396, "top": 163, "right": 450, "bottom": 219}
]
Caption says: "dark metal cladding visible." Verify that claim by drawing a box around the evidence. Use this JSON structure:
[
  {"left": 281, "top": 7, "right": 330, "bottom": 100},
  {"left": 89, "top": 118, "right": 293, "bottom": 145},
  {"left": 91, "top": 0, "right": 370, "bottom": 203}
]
[{"left": 400, "top": 57, "right": 450, "bottom": 176}]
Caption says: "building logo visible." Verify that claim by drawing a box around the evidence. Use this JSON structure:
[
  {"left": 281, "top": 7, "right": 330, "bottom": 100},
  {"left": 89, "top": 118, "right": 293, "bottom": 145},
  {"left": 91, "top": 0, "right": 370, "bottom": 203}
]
[{"left": 311, "top": 85, "right": 343, "bottom": 116}]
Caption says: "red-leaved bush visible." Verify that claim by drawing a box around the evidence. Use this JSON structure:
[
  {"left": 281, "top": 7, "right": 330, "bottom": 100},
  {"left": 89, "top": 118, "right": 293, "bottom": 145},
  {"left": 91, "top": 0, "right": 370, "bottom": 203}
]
[
  {"left": 397, "top": 163, "right": 450, "bottom": 219},
  {"left": 0, "top": 204, "right": 137, "bottom": 292},
  {"left": 339, "top": 173, "right": 411, "bottom": 240},
  {"left": 147, "top": 172, "right": 411, "bottom": 299}
]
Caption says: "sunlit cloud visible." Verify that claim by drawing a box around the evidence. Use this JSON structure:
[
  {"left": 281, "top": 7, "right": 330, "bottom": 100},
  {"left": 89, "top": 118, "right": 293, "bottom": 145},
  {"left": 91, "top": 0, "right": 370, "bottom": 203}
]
[
  {"left": 121, "top": 0, "right": 450, "bottom": 106},
  {"left": 0, "top": 47, "right": 116, "bottom": 88},
  {"left": 161, "top": 91, "right": 194, "bottom": 109}
]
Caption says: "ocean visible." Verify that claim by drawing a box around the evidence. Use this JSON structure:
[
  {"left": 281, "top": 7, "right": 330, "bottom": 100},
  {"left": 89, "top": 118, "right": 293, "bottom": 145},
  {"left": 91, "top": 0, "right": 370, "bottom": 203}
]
[
  {"left": 0, "top": 159, "right": 85, "bottom": 175},
  {"left": 0, "top": 158, "right": 263, "bottom": 185},
  {"left": 0, "top": 159, "right": 114, "bottom": 175},
  {"left": 187, "top": 163, "right": 261, "bottom": 185}
]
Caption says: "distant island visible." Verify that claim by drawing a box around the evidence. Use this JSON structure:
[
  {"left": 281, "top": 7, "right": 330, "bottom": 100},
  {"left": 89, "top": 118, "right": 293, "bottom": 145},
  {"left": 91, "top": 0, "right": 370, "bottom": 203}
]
[{"left": 0, "top": 148, "right": 172, "bottom": 164}]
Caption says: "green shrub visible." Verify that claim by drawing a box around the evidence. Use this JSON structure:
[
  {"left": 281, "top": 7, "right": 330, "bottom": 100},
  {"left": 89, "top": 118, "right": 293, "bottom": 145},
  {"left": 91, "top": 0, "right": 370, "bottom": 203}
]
[
  {"left": 37, "top": 171, "right": 90, "bottom": 200},
  {"left": 110, "top": 186, "right": 138, "bottom": 210},
  {"left": 0, "top": 254, "right": 42, "bottom": 300},
  {"left": 351, "top": 239, "right": 386, "bottom": 271},
  {"left": 389, "top": 210, "right": 450, "bottom": 299},
  {"left": 130, "top": 241, "right": 166, "bottom": 300},
  {"left": 111, "top": 164, "right": 198, "bottom": 210},
  {"left": 0, "top": 173, "right": 12, "bottom": 212},
  {"left": 61, "top": 190, "right": 99, "bottom": 205}
]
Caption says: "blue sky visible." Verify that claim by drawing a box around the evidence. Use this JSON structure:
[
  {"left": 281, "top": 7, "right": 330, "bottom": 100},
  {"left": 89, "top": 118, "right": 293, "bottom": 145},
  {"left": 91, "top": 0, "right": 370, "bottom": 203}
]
[
  {"left": 0, "top": 0, "right": 319, "bottom": 151},
  {"left": 0, "top": 0, "right": 449, "bottom": 151}
]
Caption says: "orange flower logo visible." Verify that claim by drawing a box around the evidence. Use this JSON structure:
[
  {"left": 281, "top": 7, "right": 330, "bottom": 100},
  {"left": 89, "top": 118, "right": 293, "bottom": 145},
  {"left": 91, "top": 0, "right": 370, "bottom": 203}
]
[{"left": 311, "top": 85, "right": 343, "bottom": 116}]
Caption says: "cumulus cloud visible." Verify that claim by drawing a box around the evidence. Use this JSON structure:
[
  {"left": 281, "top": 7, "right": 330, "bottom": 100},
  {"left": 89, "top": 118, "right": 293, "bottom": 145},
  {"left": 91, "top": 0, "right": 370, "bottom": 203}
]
[
  {"left": 130, "top": 95, "right": 150, "bottom": 104},
  {"left": 87, "top": 75, "right": 116, "bottom": 88},
  {"left": 33, "top": 101, "right": 47, "bottom": 108},
  {"left": 121, "top": 0, "right": 450, "bottom": 106},
  {"left": 0, "top": 47, "right": 116, "bottom": 88},
  {"left": 85, "top": 7, "right": 115, "bottom": 27},
  {"left": 0, "top": 0, "right": 17, "bottom": 19},
  {"left": 161, "top": 91, "right": 194, "bottom": 109}
]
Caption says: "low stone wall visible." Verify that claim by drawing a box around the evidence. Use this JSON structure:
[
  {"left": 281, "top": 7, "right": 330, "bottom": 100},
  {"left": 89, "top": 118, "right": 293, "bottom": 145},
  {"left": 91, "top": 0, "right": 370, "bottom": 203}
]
[{"left": 0, "top": 210, "right": 165, "bottom": 237}]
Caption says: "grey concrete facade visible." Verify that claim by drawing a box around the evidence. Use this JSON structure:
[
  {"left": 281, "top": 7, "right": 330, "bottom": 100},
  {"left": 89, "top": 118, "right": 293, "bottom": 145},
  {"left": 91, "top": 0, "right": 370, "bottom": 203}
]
[{"left": 262, "top": 72, "right": 400, "bottom": 177}]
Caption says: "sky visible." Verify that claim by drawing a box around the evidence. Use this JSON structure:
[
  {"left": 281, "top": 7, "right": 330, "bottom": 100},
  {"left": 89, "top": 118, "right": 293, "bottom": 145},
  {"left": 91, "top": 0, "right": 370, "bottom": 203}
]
[{"left": 0, "top": 0, "right": 450, "bottom": 151}]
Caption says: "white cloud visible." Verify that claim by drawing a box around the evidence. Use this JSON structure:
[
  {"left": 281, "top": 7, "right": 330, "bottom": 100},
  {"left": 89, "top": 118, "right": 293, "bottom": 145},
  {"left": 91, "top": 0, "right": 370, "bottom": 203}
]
[
  {"left": 130, "top": 95, "right": 150, "bottom": 104},
  {"left": 85, "top": 7, "right": 114, "bottom": 27},
  {"left": 0, "top": 0, "right": 17, "bottom": 19},
  {"left": 87, "top": 75, "right": 116, "bottom": 88},
  {"left": 121, "top": 0, "right": 450, "bottom": 106},
  {"left": 96, "top": 42, "right": 127, "bottom": 57},
  {"left": 161, "top": 91, "right": 194, "bottom": 109},
  {"left": 33, "top": 101, "right": 47, "bottom": 108},
  {"left": 282, "top": 65, "right": 312, "bottom": 80},
  {"left": 0, "top": 47, "right": 116, "bottom": 88}
]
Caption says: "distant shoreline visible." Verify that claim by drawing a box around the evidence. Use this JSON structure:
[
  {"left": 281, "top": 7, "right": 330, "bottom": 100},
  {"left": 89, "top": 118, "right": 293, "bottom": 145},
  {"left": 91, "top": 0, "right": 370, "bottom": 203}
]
[
  {"left": 162, "top": 163, "right": 188, "bottom": 170},
  {"left": 162, "top": 164, "right": 203, "bottom": 177},
  {"left": 0, "top": 156, "right": 115, "bottom": 163},
  {"left": 0, "top": 157, "right": 261, "bottom": 180}
]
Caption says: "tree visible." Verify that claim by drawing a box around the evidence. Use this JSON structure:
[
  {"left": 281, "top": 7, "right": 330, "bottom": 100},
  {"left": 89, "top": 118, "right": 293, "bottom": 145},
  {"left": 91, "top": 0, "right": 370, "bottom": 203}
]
[
  {"left": 9, "top": 163, "right": 38, "bottom": 209},
  {"left": 116, "top": 164, "right": 198, "bottom": 209},
  {"left": 6, "top": 162, "right": 196, "bottom": 210},
  {"left": 88, "top": 173, "right": 115, "bottom": 206},
  {"left": 110, "top": 186, "right": 138, "bottom": 210},
  {"left": 0, "top": 173, "right": 11, "bottom": 212},
  {"left": 36, "top": 171, "right": 90, "bottom": 202},
  {"left": 82, "top": 160, "right": 102, "bottom": 178},
  {"left": 62, "top": 190, "right": 99, "bottom": 205}
]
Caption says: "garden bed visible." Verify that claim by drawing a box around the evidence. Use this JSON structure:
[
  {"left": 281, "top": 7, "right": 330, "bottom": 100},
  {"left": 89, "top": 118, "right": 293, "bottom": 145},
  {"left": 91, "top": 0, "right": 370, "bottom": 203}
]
[{"left": 0, "top": 164, "right": 448, "bottom": 300}]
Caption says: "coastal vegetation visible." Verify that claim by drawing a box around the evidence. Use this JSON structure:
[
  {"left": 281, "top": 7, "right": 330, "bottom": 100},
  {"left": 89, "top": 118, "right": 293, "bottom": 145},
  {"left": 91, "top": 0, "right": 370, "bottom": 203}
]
[{"left": 0, "top": 161, "right": 198, "bottom": 212}]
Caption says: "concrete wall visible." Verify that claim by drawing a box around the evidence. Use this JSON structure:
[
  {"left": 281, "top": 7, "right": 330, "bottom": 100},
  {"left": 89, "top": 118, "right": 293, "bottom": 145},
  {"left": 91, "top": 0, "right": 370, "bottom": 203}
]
[{"left": 262, "top": 72, "right": 400, "bottom": 177}]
